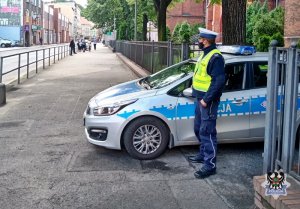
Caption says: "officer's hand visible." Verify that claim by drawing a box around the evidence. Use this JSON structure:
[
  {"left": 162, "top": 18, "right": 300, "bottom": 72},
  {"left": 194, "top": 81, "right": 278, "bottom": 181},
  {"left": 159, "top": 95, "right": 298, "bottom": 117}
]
[{"left": 200, "top": 99, "right": 207, "bottom": 107}]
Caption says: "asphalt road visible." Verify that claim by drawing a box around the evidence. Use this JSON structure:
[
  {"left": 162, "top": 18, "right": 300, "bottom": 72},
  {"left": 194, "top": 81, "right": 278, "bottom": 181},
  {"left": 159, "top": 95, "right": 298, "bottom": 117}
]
[{"left": 0, "top": 45, "right": 264, "bottom": 209}]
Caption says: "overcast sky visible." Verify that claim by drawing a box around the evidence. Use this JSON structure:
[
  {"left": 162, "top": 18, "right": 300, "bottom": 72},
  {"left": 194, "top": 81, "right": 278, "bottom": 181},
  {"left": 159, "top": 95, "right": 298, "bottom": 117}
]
[{"left": 76, "top": 0, "right": 87, "bottom": 7}]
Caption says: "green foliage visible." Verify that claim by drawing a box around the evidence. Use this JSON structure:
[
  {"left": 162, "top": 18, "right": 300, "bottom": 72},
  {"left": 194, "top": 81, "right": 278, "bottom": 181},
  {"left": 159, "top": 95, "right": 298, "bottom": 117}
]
[
  {"left": 257, "top": 35, "right": 271, "bottom": 52},
  {"left": 172, "top": 23, "right": 181, "bottom": 44},
  {"left": 166, "top": 26, "right": 171, "bottom": 41},
  {"left": 271, "top": 32, "right": 284, "bottom": 47},
  {"left": 179, "top": 22, "right": 191, "bottom": 43},
  {"left": 297, "top": 39, "right": 300, "bottom": 49},
  {"left": 190, "top": 23, "right": 204, "bottom": 36},
  {"left": 253, "top": 15, "right": 281, "bottom": 45},
  {"left": 246, "top": 1, "right": 284, "bottom": 51},
  {"left": 172, "top": 22, "right": 203, "bottom": 44}
]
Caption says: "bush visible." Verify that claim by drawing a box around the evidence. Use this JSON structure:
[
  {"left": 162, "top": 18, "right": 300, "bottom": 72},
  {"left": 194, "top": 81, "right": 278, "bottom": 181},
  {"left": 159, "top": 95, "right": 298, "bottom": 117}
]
[
  {"left": 172, "top": 23, "right": 181, "bottom": 44},
  {"left": 246, "top": 1, "right": 284, "bottom": 51},
  {"left": 271, "top": 32, "right": 284, "bottom": 47},
  {"left": 252, "top": 15, "right": 282, "bottom": 48},
  {"left": 257, "top": 35, "right": 271, "bottom": 52},
  {"left": 179, "top": 22, "right": 191, "bottom": 43}
]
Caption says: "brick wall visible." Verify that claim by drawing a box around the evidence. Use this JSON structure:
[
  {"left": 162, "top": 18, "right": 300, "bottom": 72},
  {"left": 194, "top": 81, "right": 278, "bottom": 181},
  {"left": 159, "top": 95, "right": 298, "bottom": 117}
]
[
  {"left": 284, "top": 0, "right": 300, "bottom": 46},
  {"left": 166, "top": 0, "right": 205, "bottom": 34}
]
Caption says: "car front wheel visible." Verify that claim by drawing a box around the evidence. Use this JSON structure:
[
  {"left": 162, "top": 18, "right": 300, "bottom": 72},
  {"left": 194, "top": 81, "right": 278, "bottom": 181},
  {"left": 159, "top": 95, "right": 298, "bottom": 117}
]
[
  {"left": 123, "top": 116, "right": 169, "bottom": 160},
  {"left": 0, "top": 43, "right": 5, "bottom": 48}
]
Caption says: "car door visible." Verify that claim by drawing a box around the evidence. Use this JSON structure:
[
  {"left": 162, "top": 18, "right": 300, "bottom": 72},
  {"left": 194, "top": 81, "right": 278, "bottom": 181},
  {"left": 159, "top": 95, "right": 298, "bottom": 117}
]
[
  {"left": 174, "top": 62, "right": 251, "bottom": 143},
  {"left": 217, "top": 62, "right": 251, "bottom": 140},
  {"left": 249, "top": 61, "right": 268, "bottom": 138}
]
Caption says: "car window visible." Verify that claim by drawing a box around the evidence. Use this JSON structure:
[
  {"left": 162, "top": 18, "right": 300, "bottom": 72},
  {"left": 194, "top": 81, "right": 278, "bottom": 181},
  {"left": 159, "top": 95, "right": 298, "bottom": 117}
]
[
  {"left": 253, "top": 62, "right": 268, "bottom": 88},
  {"left": 168, "top": 78, "right": 192, "bottom": 96},
  {"left": 223, "top": 63, "right": 245, "bottom": 92},
  {"left": 145, "top": 62, "right": 195, "bottom": 89}
]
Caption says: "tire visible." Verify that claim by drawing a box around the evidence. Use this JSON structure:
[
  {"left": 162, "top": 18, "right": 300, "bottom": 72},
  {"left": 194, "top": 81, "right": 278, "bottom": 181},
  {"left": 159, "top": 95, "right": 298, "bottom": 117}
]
[
  {"left": 1, "top": 43, "right": 5, "bottom": 48},
  {"left": 123, "top": 116, "right": 169, "bottom": 160}
]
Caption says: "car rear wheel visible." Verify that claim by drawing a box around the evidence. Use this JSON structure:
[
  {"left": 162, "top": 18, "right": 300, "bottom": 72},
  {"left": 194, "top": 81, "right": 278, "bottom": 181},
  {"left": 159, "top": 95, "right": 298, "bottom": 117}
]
[{"left": 123, "top": 116, "right": 169, "bottom": 160}]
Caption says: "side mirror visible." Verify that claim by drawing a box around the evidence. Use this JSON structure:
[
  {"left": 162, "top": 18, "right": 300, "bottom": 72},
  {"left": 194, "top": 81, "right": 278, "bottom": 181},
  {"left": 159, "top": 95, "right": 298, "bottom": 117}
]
[{"left": 182, "top": 87, "right": 193, "bottom": 97}]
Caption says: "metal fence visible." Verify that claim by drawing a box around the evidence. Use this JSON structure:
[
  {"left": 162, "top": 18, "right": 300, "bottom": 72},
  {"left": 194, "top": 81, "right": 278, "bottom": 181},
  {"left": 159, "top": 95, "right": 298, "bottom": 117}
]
[
  {"left": 0, "top": 45, "right": 69, "bottom": 84},
  {"left": 110, "top": 40, "right": 189, "bottom": 74},
  {"left": 263, "top": 41, "right": 300, "bottom": 180}
]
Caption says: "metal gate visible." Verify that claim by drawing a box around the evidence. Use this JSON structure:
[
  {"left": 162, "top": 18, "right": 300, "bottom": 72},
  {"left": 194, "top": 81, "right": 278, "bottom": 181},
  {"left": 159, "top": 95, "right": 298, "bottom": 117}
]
[{"left": 263, "top": 41, "right": 300, "bottom": 181}]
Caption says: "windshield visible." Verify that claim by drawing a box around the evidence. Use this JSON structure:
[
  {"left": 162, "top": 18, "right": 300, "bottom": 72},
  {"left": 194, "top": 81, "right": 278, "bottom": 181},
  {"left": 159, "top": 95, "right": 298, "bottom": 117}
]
[{"left": 142, "top": 61, "right": 195, "bottom": 89}]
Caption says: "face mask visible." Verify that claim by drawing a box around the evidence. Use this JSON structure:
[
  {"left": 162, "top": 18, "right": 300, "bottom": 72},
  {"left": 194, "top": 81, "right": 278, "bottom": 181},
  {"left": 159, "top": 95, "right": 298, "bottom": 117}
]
[{"left": 198, "top": 42, "right": 204, "bottom": 49}]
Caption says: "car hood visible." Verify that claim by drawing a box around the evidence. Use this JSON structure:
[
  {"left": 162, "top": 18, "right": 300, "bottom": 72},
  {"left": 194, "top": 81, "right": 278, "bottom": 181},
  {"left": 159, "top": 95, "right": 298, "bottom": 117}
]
[{"left": 92, "top": 79, "right": 156, "bottom": 106}]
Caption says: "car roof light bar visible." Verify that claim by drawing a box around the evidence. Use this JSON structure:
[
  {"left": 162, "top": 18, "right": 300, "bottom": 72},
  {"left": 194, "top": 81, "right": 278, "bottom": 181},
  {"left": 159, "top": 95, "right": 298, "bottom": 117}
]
[{"left": 217, "top": 45, "right": 256, "bottom": 55}]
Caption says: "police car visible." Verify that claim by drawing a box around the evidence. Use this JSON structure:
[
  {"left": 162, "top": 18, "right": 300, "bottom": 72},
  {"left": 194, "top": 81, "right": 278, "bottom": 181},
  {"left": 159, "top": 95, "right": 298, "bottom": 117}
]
[{"left": 84, "top": 46, "right": 274, "bottom": 160}]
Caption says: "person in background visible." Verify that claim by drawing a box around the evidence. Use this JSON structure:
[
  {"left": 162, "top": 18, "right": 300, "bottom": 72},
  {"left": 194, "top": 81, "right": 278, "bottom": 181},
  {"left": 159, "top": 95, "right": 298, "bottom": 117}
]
[
  {"left": 69, "top": 38, "right": 76, "bottom": 56},
  {"left": 188, "top": 28, "right": 225, "bottom": 179},
  {"left": 93, "top": 38, "right": 97, "bottom": 50},
  {"left": 39, "top": 37, "right": 43, "bottom": 45}
]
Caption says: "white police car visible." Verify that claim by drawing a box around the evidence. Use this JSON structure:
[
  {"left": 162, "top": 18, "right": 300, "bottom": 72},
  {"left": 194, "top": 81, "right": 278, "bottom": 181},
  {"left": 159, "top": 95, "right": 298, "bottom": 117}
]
[{"left": 83, "top": 46, "right": 281, "bottom": 160}]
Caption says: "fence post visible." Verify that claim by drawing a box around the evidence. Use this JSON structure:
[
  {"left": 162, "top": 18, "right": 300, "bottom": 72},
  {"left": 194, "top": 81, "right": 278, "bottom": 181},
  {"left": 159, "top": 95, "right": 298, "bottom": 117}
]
[
  {"left": 43, "top": 49, "right": 45, "bottom": 69},
  {"left": 263, "top": 40, "right": 278, "bottom": 173},
  {"left": 151, "top": 40, "right": 154, "bottom": 74},
  {"left": 36, "top": 50, "right": 38, "bottom": 73},
  {"left": 167, "top": 41, "right": 170, "bottom": 67},
  {"left": 0, "top": 57, "right": 3, "bottom": 83},
  {"left": 169, "top": 41, "right": 173, "bottom": 66},
  {"left": 18, "top": 54, "right": 21, "bottom": 84},
  {"left": 141, "top": 41, "right": 144, "bottom": 67},
  {"left": 181, "top": 42, "right": 189, "bottom": 61},
  {"left": 282, "top": 43, "right": 297, "bottom": 172},
  {"left": 58, "top": 47, "right": 60, "bottom": 61},
  {"left": 27, "top": 52, "right": 29, "bottom": 78}
]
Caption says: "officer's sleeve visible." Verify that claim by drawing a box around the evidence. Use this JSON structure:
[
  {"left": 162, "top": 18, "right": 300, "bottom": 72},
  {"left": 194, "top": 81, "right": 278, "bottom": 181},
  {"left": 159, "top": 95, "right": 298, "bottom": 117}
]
[{"left": 202, "top": 55, "right": 225, "bottom": 103}]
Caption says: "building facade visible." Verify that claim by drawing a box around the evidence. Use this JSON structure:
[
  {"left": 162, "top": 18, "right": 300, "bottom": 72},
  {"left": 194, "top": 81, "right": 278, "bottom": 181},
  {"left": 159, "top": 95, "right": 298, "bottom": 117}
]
[
  {"left": 46, "top": 1, "right": 81, "bottom": 40},
  {"left": 166, "top": 0, "right": 205, "bottom": 34},
  {"left": 0, "top": 0, "right": 23, "bottom": 44}
]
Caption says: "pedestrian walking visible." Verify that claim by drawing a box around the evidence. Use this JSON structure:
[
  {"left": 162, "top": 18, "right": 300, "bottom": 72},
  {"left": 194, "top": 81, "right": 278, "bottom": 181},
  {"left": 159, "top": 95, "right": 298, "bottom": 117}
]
[
  {"left": 188, "top": 28, "right": 225, "bottom": 179},
  {"left": 69, "top": 38, "right": 76, "bottom": 55},
  {"left": 93, "top": 38, "right": 97, "bottom": 50},
  {"left": 39, "top": 37, "right": 43, "bottom": 45}
]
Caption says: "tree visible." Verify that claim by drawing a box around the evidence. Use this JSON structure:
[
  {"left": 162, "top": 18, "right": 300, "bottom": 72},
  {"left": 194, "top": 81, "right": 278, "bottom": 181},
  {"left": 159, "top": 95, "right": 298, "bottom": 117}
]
[
  {"left": 222, "top": 0, "right": 247, "bottom": 44},
  {"left": 153, "top": 0, "right": 173, "bottom": 41}
]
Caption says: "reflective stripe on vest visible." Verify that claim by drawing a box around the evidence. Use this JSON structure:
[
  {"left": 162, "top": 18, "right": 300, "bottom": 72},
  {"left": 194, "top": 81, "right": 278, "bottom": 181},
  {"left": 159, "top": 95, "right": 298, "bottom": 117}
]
[{"left": 192, "top": 49, "right": 221, "bottom": 92}]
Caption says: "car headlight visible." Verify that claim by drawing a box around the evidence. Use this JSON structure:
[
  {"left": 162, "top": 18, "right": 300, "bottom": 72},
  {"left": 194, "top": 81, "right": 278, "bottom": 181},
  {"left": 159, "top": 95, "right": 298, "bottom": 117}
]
[{"left": 93, "top": 99, "right": 138, "bottom": 116}]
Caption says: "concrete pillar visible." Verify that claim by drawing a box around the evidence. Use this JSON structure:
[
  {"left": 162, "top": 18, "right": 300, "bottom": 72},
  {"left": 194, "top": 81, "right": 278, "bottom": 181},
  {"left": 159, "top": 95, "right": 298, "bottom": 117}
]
[
  {"left": 0, "top": 83, "right": 6, "bottom": 106},
  {"left": 284, "top": 0, "right": 300, "bottom": 46}
]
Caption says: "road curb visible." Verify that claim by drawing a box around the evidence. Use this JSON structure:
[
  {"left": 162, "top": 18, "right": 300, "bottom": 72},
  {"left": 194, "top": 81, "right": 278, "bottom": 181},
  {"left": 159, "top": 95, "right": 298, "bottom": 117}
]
[
  {"left": 0, "top": 83, "right": 6, "bottom": 106},
  {"left": 115, "top": 52, "right": 150, "bottom": 78}
]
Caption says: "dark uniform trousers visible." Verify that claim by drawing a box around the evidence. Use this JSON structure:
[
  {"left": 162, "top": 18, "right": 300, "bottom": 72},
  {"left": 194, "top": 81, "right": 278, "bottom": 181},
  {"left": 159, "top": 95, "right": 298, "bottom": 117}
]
[{"left": 194, "top": 98, "right": 219, "bottom": 170}]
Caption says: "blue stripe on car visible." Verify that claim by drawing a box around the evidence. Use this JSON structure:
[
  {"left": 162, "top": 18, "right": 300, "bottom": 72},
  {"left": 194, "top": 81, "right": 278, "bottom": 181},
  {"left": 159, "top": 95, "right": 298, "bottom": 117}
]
[{"left": 117, "top": 96, "right": 300, "bottom": 120}]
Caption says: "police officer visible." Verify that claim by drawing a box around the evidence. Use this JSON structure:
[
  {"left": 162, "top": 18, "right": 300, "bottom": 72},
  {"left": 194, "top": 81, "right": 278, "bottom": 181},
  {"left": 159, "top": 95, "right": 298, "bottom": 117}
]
[{"left": 188, "top": 28, "right": 225, "bottom": 179}]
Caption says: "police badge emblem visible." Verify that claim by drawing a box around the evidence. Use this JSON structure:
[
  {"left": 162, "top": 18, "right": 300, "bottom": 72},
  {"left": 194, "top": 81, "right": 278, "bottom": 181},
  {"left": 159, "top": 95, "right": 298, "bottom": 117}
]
[{"left": 261, "top": 170, "right": 291, "bottom": 199}]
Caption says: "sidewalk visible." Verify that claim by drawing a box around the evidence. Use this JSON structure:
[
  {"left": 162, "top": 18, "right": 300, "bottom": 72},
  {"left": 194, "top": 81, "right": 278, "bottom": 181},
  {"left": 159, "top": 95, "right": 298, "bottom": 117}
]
[{"left": 0, "top": 45, "right": 231, "bottom": 209}]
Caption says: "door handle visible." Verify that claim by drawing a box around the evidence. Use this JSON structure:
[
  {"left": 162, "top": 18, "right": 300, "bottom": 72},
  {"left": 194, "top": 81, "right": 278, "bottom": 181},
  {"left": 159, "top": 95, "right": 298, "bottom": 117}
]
[{"left": 232, "top": 99, "right": 248, "bottom": 105}]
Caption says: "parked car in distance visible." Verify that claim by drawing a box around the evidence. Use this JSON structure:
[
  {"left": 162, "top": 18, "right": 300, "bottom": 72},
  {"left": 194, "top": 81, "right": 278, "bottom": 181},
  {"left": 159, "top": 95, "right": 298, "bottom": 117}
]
[
  {"left": 83, "top": 45, "right": 300, "bottom": 160},
  {"left": 11, "top": 40, "right": 21, "bottom": 47},
  {"left": 0, "top": 37, "right": 12, "bottom": 47}
]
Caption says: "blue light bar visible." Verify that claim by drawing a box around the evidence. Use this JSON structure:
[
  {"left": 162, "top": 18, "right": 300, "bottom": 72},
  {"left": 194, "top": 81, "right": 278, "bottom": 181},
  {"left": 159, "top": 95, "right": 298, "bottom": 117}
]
[{"left": 217, "top": 45, "right": 256, "bottom": 55}]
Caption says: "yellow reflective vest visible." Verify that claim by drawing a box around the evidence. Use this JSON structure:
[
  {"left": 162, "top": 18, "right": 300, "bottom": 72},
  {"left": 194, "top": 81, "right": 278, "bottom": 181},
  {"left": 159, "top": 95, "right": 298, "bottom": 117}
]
[{"left": 193, "top": 49, "right": 222, "bottom": 92}]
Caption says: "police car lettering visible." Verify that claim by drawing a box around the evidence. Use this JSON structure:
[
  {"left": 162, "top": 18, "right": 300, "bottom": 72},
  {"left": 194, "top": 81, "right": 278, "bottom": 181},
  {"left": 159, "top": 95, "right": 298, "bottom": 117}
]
[{"left": 218, "top": 103, "right": 232, "bottom": 113}]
